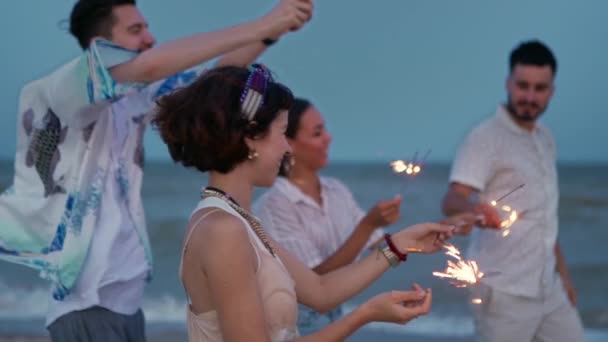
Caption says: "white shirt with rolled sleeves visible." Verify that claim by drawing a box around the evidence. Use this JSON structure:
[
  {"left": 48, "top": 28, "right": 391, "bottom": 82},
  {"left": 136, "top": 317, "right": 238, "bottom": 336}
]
[
  {"left": 449, "top": 105, "right": 559, "bottom": 298},
  {"left": 254, "top": 176, "right": 384, "bottom": 333}
]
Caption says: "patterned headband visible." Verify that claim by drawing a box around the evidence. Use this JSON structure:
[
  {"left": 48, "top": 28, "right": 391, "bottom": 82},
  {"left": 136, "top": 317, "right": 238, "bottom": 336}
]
[{"left": 240, "top": 64, "right": 272, "bottom": 121}]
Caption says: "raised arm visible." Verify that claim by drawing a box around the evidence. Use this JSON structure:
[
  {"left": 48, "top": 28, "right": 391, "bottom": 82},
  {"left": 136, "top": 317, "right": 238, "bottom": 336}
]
[{"left": 111, "top": 0, "right": 313, "bottom": 83}]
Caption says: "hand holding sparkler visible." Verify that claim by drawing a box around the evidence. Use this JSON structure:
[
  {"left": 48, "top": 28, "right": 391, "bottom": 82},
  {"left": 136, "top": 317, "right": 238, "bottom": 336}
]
[
  {"left": 471, "top": 184, "right": 525, "bottom": 235},
  {"left": 439, "top": 212, "right": 483, "bottom": 235},
  {"left": 391, "top": 222, "right": 455, "bottom": 254},
  {"left": 471, "top": 201, "right": 502, "bottom": 229},
  {"left": 442, "top": 184, "right": 525, "bottom": 233},
  {"left": 361, "top": 195, "right": 402, "bottom": 229}
]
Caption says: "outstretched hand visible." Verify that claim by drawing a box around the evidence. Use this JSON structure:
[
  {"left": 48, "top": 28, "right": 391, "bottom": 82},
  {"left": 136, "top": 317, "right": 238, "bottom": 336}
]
[
  {"left": 361, "top": 283, "right": 432, "bottom": 324},
  {"left": 392, "top": 222, "right": 455, "bottom": 254},
  {"left": 440, "top": 212, "right": 483, "bottom": 235},
  {"left": 362, "top": 195, "right": 402, "bottom": 229}
]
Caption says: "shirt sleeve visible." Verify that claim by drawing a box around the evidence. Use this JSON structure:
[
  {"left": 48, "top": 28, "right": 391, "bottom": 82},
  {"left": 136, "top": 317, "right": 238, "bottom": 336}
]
[
  {"left": 255, "top": 191, "right": 324, "bottom": 268},
  {"left": 45, "top": 39, "right": 211, "bottom": 126},
  {"left": 43, "top": 39, "right": 143, "bottom": 126},
  {"left": 333, "top": 179, "right": 384, "bottom": 254},
  {"left": 449, "top": 127, "right": 495, "bottom": 192}
]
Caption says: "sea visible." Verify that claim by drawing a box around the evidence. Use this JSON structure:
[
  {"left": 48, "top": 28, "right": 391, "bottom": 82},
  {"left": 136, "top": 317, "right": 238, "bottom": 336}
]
[{"left": 1, "top": 160, "right": 607, "bottom": 341}]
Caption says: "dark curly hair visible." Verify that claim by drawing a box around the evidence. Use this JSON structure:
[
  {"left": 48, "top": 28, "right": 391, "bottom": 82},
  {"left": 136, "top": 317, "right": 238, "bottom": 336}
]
[
  {"left": 153, "top": 66, "right": 293, "bottom": 174},
  {"left": 69, "top": 0, "right": 136, "bottom": 49}
]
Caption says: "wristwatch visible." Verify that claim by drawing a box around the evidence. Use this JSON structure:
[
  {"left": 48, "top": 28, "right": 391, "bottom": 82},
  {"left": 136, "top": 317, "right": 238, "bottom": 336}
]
[{"left": 379, "top": 242, "right": 400, "bottom": 268}]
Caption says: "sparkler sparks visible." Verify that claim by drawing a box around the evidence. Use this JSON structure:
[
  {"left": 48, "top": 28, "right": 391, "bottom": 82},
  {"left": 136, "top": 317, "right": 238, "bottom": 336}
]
[
  {"left": 490, "top": 200, "right": 519, "bottom": 237},
  {"left": 390, "top": 149, "right": 431, "bottom": 195},
  {"left": 432, "top": 243, "right": 484, "bottom": 288},
  {"left": 487, "top": 184, "right": 525, "bottom": 237},
  {"left": 431, "top": 185, "right": 525, "bottom": 305},
  {"left": 390, "top": 149, "right": 431, "bottom": 176},
  {"left": 390, "top": 160, "right": 422, "bottom": 175}
]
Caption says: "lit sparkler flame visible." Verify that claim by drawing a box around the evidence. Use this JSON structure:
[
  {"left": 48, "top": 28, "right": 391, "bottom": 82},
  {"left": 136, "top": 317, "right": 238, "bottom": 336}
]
[
  {"left": 490, "top": 201, "right": 519, "bottom": 236},
  {"left": 432, "top": 243, "right": 484, "bottom": 288},
  {"left": 391, "top": 160, "right": 422, "bottom": 176},
  {"left": 471, "top": 298, "right": 483, "bottom": 305}
]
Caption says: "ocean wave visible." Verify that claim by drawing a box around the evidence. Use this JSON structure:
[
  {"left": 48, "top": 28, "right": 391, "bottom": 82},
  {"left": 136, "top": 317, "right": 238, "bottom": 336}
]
[
  {"left": 1, "top": 283, "right": 607, "bottom": 340},
  {"left": 0, "top": 281, "right": 188, "bottom": 322}
]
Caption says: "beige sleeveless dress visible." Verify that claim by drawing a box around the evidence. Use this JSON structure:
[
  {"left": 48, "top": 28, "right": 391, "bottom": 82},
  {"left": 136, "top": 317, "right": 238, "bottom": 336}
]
[{"left": 179, "top": 197, "right": 299, "bottom": 341}]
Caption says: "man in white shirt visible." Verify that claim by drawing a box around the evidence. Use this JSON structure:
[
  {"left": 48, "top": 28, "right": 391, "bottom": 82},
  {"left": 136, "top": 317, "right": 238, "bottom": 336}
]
[
  {"left": 0, "top": 0, "right": 313, "bottom": 340},
  {"left": 441, "top": 40, "right": 584, "bottom": 342}
]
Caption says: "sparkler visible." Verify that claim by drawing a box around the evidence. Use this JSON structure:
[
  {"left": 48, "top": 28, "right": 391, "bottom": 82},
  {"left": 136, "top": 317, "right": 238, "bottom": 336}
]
[
  {"left": 488, "top": 184, "right": 525, "bottom": 237},
  {"left": 493, "top": 183, "right": 525, "bottom": 203},
  {"left": 390, "top": 149, "right": 431, "bottom": 194},
  {"left": 432, "top": 243, "right": 484, "bottom": 288},
  {"left": 432, "top": 184, "right": 526, "bottom": 304},
  {"left": 432, "top": 242, "right": 486, "bottom": 305}
]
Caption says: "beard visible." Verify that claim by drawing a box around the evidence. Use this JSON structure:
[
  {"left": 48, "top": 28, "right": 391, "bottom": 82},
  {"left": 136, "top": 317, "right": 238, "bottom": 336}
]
[{"left": 506, "top": 96, "right": 547, "bottom": 122}]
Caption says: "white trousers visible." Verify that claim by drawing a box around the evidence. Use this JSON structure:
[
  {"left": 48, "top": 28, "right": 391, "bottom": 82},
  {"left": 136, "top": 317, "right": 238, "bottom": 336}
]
[{"left": 470, "top": 280, "right": 585, "bottom": 342}]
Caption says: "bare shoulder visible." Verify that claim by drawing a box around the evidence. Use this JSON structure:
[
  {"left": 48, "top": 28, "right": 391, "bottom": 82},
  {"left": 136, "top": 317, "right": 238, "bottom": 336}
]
[{"left": 187, "top": 210, "right": 253, "bottom": 260}]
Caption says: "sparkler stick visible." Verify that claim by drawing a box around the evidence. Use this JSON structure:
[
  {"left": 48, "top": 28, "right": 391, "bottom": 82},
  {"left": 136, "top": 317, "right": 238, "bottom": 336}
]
[
  {"left": 487, "top": 184, "right": 525, "bottom": 236},
  {"left": 492, "top": 183, "right": 525, "bottom": 205},
  {"left": 420, "top": 149, "right": 432, "bottom": 165}
]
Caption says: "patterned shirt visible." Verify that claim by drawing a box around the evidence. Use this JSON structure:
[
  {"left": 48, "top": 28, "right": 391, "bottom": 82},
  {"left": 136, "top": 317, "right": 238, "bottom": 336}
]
[{"left": 0, "top": 39, "right": 205, "bottom": 301}]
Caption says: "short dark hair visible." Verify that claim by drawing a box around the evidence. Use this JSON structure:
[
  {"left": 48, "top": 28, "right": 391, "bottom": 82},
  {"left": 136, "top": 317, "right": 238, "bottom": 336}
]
[
  {"left": 153, "top": 66, "right": 293, "bottom": 174},
  {"left": 509, "top": 40, "right": 557, "bottom": 75},
  {"left": 69, "top": 0, "right": 136, "bottom": 49}
]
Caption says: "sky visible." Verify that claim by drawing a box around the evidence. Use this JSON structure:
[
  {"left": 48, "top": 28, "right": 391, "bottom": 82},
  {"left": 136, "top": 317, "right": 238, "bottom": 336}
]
[{"left": 0, "top": 0, "right": 606, "bottom": 163}]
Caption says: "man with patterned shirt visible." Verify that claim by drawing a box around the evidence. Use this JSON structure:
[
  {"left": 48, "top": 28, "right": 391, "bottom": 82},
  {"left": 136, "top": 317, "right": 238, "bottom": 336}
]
[{"left": 0, "top": 0, "right": 313, "bottom": 340}]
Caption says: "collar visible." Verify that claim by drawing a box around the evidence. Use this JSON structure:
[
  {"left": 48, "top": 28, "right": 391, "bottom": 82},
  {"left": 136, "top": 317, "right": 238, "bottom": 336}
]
[
  {"left": 496, "top": 105, "right": 539, "bottom": 136},
  {"left": 273, "top": 176, "right": 337, "bottom": 207}
]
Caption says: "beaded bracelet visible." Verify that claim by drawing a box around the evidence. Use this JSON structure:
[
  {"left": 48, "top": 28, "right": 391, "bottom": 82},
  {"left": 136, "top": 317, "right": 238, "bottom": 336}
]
[{"left": 384, "top": 233, "right": 408, "bottom": 262}]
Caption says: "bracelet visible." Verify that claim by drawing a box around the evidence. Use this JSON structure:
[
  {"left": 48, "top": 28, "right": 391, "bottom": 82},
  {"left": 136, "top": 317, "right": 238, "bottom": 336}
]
[
  {"left": 262, "top": 38, "right": 277, "bottom": 47},
  {"left": 384, "top": 234, "right": 408, "bottom": 262},
  {"left": 379, "top": 243, "right": 400, "bottom": 268}
]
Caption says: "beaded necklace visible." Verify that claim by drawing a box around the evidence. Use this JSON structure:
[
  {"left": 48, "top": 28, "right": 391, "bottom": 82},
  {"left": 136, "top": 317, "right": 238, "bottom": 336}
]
[{"left": 201, "top": 187, "right": 276, "bottom": 257}]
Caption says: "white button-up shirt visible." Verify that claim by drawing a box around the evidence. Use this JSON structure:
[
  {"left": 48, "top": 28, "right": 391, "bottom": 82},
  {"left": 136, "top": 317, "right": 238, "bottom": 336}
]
[
  {"left": 255, "top": 177, "right": 384, "bottom": 269},
  {"left": 254, "top": 176, "right": 384, "bottom": 331},
  {"left": 449, "top": 105, "right": 559, "bottom": 298}
]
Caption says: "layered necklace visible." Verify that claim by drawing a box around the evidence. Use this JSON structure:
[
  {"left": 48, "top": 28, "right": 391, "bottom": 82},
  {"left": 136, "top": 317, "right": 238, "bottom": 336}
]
[{"left": 200, "top": 186, "right": 276, "bottom": 257}]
